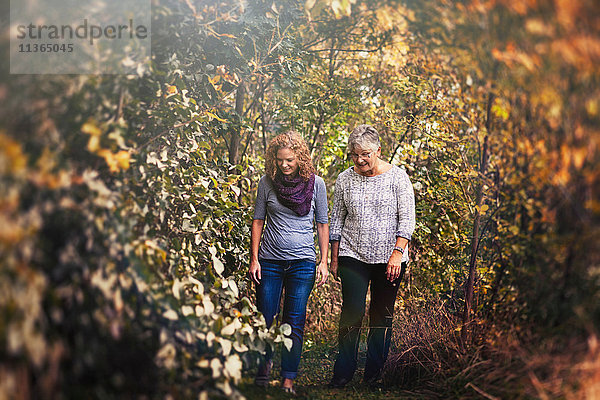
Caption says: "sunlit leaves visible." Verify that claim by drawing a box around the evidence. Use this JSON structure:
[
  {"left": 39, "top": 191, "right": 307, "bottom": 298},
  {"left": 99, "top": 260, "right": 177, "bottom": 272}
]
[
  {"left": 0, "top": 5, "right": 294, "bottom": 395},
  {"left": 0, "top": 132, "right": 27, "bottom": 176},
  {"left": 306, "top": 0, "right": 358, "bottom": 19},
  {"left": 163, "top": 309, "right": 179, "bottom": 321},
  {"left": 82, "top": 119, "right": 132, "bottom": 173},
  {"left": 492, "top": 44, "right": 541, "bottom": 72},
  {"left": 97, "top": 149, "right": 131, "bottom": 173}
]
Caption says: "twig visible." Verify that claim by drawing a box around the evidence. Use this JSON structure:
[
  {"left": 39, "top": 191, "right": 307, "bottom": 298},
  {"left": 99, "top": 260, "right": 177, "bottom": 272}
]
[
  {"left": 528, "top": 371, "right": 550, "bottom": 400},
  {"left": 465, "top": 382, "right": 500, "bottom": 400},
  {"left": 457, "top": 360, "right": 492, "bottom": 378}
]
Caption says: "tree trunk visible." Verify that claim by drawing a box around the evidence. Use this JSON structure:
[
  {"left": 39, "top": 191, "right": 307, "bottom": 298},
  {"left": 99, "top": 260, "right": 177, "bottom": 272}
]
[
  {"left": 229, "top": 81, "right": 245, "bottom": 165},
  {"left": 487, "top": 241, "right": 508, "bottom": 311},
  {"left": 309, "top": 109, "right": 326, "bottom": 154},
  {"left": 462, "top": 90, "right": 493, "bottom": 343}
]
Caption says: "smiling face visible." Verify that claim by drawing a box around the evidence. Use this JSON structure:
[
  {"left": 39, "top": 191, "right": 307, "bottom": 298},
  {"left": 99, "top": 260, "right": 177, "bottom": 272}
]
[
  {"left": 350, "top": 145, "right": 380, "bottom": 176},
  {"left": 276, "top": 147, "right": 299, "bottom": 176}
]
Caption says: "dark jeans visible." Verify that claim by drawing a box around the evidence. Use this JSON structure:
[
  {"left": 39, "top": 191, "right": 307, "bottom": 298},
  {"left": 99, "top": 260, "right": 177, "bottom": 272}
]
[
  {"left": 256, "top": 258, "right": 316, "bottom": 380},
  {"left": 333, "top": 256, "right": 405, "bottom": 382}
]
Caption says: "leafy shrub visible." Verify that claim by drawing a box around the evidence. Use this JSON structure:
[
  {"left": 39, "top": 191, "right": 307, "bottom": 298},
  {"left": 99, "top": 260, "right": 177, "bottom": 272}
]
[{"left": 0, "top": 70, "right": 289, "bottom": 400}]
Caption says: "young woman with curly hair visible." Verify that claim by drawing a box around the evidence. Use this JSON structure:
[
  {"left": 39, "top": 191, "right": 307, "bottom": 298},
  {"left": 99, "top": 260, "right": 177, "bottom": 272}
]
[{"left": 249, "top": 131, "right": 329, "bottom": 394}]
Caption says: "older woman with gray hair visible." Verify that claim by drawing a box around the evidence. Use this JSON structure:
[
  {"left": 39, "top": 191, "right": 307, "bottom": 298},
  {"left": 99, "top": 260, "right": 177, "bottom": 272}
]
[{"left": 328, "top": 124, "right": 416, "bottom": 388}]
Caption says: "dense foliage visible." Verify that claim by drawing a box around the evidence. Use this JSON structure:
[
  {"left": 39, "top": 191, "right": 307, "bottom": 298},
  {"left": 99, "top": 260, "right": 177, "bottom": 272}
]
[{"left": 1, "top": 0, "right": 598, "bottom": 398}]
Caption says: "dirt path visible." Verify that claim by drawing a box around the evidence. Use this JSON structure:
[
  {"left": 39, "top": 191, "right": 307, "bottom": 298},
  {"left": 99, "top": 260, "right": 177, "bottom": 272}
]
[{"left": 239, "top": 337, "right": 438, "bottom": 399}]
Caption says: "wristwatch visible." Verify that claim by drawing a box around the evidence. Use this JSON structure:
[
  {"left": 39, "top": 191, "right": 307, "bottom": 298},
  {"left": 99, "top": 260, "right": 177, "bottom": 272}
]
[{"left": 393, "top": 246, "right": 404, "bottom": 254}]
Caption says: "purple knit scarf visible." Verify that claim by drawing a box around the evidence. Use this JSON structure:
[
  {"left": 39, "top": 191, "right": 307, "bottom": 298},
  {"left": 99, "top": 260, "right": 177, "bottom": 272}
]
[{"left": 270, "top": 172, "right": 315, "bottom": 217}]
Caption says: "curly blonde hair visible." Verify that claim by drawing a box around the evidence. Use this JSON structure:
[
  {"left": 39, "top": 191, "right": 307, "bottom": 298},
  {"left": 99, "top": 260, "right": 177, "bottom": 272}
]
[{"left": 265, "top": 131, "right": 316, "bottom": 181}]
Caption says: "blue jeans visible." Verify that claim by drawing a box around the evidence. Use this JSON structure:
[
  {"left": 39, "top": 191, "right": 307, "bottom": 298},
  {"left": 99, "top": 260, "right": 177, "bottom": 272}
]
[
  {"left": 256, "top": 259, "right": 316, "bottom": 380},
  {"left": 333, "top": 256, "right": 405, "bottom": 382}
]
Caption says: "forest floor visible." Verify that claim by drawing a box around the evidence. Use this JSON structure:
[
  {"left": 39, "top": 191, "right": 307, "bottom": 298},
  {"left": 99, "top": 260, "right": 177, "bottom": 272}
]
[
  {"left": 240, "top": 343, "right": 404, "bottom": 399},
  {"left": 238, "top": 325, "right": 599, "bottom": 400},
  {"left": 239, "top": 333, "right": 459, "bottom": 400}
]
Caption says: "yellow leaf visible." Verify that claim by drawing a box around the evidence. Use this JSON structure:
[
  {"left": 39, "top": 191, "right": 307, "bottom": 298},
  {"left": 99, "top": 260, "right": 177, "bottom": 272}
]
[
  {"left": 525, "top": 19, "right": 554, "bottom": 36},
  {"left": 0, "top": 132, "right": 27, "bottom": 174},
  {"left": 96, "top": 150, "right": 130, "bottom": 173},
  {"left": 97, "top": 149, "right": 118, "bottom": 172},
  {"left": 206, "top": 111, "right": 227, "bottom": 122},
  {"left": 586, "top": 98, "right": 598, "bottom": 116},
  {"left": 114, "top": 150, "right": 130, "bottom": 170},
  {"left": 166, "top": 85, "right": 177, "bottom": 94},
  {"left": 480, "top": 204, "right": 489, "bottom": 212},
  {"left": 81, "top": 120, "right": 102, "bottom": 137},
  {"left": 572, "top": 147, "right": 586, "bottom": 169},
  {"left": 87, "top": 135, "right": 100, "bottom": 152}
]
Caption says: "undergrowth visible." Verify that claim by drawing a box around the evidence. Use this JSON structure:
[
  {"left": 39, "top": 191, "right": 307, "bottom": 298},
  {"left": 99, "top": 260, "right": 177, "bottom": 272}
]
[{"left": 240, "top": 292, "right": 599, "bottom": 399}]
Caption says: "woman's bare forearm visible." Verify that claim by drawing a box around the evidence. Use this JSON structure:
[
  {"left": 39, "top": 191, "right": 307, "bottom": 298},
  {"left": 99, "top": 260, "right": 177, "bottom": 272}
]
[
  {"left": 316, "top": 223, "right": 329, "bottom": 264},
  {"left": 250, "top": 219, "right": 265, "bottom": 262}
]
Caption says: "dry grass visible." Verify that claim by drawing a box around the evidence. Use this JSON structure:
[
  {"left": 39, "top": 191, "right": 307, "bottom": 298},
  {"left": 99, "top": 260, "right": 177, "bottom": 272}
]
[
  {"left": 384, "top": 294, "right": 600, "bottom": 399},
  {"left": 305, "top": 278, "right": 343, "bottom": 336},
  {"left": 274, "top": 280, "right": 599, "bottom": 399},
  {"left": 384, "top": 295, "right": 462, "bottom": 392}
]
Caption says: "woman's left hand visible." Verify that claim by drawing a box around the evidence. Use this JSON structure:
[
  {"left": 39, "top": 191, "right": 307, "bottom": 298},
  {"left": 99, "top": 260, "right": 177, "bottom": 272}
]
[
  {"left": 386, "top": 251, "right": 404, "bottom": 282},
  {"left": 316, "top": 261, "right": 329, "bottom": 287}
]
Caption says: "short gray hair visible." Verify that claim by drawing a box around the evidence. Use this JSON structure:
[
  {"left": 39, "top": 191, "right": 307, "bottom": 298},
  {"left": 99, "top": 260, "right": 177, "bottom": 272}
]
[{"left": 347, "top": 124, "right": 380, "bottom": 153}]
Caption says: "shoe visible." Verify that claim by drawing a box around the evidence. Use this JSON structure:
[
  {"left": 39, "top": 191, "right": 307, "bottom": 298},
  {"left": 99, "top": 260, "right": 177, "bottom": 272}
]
[
  {"left": 281, "top": 386, "right": 296, "bottom": 395},
  {"left": 328, "top": 376, "right": 352, "bottom": 388},
  {"left": 254, "top": 360, "right": 273, "bottom": 387}
]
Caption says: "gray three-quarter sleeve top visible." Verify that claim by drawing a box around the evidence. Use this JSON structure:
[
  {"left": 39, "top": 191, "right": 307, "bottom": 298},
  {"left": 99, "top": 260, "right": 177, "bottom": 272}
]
[
  {"left": 253, "top": 175, "right": 328, "bottom": 261},
  {"left": 329, "top": 165, "right": 416, "bottom": 264}
]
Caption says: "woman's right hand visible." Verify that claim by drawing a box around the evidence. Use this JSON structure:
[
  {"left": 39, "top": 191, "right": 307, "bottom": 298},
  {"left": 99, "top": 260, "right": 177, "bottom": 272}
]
[{"left": 249, "top": 259, "right": 262, "bottom": 284}]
